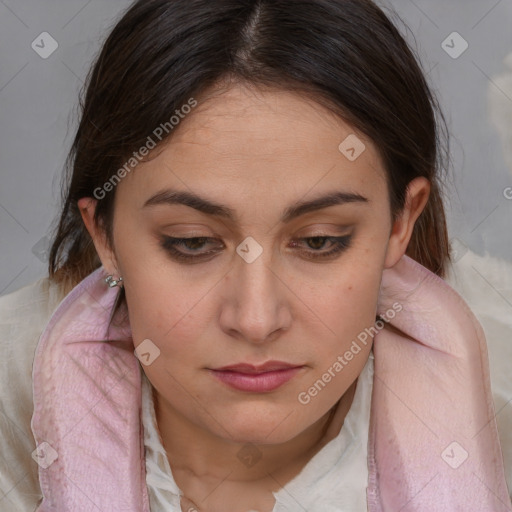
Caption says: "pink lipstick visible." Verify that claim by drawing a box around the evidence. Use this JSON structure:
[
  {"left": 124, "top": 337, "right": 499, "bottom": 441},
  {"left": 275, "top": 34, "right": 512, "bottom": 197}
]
[{"left": 209, "top": 361, "right": 304, "bottom": 392}]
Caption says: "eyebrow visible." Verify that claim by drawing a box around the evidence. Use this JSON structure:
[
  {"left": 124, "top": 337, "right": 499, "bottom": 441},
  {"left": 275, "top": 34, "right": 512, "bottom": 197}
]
[{"left": 143, "top": 188, "right": 369, "bottom": 223}]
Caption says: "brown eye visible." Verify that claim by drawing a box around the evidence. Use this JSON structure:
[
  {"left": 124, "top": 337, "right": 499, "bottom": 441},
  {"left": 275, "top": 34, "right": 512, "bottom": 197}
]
[
  {"left": 290, "top": 235, "right": 352, "bottom": 260},
  {"left": 179, "top": 237, "right": 208, "bottom": 250},
  {"left": 160, "top": 236, "right": 223, "bottom": 262},
  {"left": 305, "top": 236, "right": 329, "bottom": 250}
]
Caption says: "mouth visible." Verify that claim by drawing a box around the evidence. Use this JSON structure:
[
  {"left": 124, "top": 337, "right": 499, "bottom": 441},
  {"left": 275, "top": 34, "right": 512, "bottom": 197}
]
[{"left": 208, "top": 361, "right": 305, "bottom": 393}]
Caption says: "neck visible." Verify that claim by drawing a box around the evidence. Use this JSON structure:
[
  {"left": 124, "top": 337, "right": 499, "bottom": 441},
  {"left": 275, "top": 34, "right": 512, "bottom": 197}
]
[{"left": 153, "top": 379, "right": 358, "bottom": 487}]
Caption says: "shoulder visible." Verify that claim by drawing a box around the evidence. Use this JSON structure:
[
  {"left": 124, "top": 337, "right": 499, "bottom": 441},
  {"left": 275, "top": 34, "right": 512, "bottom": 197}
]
[
  {"left": 444, "top": 248, "right": 512, "bottom": 324},
  {"left": 0, "top": 276, "right": 66, "bottom": 511},
  {"left": 444, "top": 249, "right": 512, "bottom": 377},
  {"left": 444, "top": 248, "right": 512, "bottom": 394},
  {"left": 0, "top": 276, "right": 65, "bottom": 388},
  {"left": 444, "top": 248, "right": 512, "bottom": 497}
]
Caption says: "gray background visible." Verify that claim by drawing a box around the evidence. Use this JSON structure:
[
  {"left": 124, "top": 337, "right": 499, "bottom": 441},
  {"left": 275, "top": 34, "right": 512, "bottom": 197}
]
[{"left": 1, "top": 0, "right": 512, "bottom": 296}]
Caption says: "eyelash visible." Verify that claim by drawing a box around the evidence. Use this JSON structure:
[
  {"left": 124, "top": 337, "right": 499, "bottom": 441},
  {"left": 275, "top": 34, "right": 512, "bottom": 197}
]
[{"left": 159, "top": 235, "right": 352, "bottom": 263}]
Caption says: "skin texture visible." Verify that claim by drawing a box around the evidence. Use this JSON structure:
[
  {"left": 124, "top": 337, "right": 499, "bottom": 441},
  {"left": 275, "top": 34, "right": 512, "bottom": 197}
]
[{"left": 79, "top": 83, "right": 430, "bottom": 511}]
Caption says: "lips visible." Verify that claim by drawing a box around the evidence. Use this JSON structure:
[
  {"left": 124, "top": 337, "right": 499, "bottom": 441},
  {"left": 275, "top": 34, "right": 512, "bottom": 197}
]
[
  {"left": 215, "top": 361, "right": 300, "bottom": 373},
  {"left": 209, "top": 361, "right": 304, "bottom": 392}
]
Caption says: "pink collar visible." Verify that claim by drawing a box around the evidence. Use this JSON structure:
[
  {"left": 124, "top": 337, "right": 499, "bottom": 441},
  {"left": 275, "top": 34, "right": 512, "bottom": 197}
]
[{"left": 31, "top": 255, "right": 511, "bottom": 511}]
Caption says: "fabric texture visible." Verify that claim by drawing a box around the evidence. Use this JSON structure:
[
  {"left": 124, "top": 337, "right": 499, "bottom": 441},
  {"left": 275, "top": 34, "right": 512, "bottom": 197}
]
[
  {"left": 28, "top": 253, "right": 511, "bottom": 511},
  {"left": 444, "top": 249, "right": 512, "bottom": 500},
  {"left": 0, "top": 249, "right": 511, "bottom": 511}
]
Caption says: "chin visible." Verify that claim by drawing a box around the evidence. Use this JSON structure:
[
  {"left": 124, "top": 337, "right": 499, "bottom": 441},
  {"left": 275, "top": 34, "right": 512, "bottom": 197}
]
[{"left": 212, "top": 403, "right": 307, "bottom": 445}]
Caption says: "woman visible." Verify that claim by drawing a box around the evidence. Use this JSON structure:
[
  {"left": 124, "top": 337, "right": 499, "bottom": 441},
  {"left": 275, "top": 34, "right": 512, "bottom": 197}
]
[{"left": 0, "top": 0, "right": 510, "bottom": 510}]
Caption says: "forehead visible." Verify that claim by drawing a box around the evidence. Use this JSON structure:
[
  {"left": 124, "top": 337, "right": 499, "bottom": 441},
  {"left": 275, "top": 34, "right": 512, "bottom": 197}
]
[{"left": 117, "top": 84, "right": 387, "bottom": 211}]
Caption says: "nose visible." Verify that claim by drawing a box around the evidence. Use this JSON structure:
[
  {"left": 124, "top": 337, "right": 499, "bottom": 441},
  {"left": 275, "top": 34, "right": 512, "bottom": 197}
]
[{"left": 219, "top": 243, "right": 292, "bottom": 344}]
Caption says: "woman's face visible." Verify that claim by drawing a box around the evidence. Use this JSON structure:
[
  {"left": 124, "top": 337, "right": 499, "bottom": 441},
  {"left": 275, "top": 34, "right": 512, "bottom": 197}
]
[{"left": 81, "top": 83, "right": 427, "bottom": 445}]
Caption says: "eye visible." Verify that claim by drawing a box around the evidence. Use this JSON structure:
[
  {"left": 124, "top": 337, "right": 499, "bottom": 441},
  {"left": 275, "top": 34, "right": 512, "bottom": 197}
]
[
  {"left": 160, "top": 236, "right": 223, "bottom": 263},
  {"left": 289, "top": 235, "right": 352, "bottom": 260},
  {"left": 159, "top": 235, "right": 352, "bottom": 263}
]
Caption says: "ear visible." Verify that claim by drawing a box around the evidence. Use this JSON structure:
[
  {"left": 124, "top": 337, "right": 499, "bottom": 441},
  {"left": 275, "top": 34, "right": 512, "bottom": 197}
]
[
  {"left": 77, "top": 197, "right": 120, "bottom": 275},
  {"left": 384, "top": 177, "right": 431, "bottom": 269}
]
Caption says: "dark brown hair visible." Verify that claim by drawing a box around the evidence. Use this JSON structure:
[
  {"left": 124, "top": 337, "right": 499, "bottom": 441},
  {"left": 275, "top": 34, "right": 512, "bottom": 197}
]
[{"left": 49, "top": 0, "right": 451, "bottom": 299}]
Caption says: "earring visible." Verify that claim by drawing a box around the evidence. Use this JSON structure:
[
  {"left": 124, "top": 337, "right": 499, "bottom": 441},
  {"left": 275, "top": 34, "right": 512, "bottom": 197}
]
[{"left": 105, "top": 275, "right": 124, "bottom": 288}]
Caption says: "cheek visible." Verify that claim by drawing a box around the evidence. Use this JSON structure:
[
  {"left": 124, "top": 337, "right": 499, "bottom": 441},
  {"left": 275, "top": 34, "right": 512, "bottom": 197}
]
[
  {"left": 112, "top": 221, "right": 202, "bottom": 344},
  {"left": 299, "top": 255, "right": 383, "bottom": 345},
  {"left": 123, "top": 278, "right": 208, "bottom": 354},
  {"left": 292, "top": 273, "right": 380, "bottom": 419},
  {"left": 306, "top": 284, "right": 378, "bottom": 389},
  {"left": 122, "top": 278, "right": 211, "bottom": 416}
]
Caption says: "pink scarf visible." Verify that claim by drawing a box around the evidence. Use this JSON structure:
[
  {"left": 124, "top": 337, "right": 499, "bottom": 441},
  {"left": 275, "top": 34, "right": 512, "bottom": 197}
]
[{"left": 31, "top": 254, "right": 511, "bottom": 511}]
